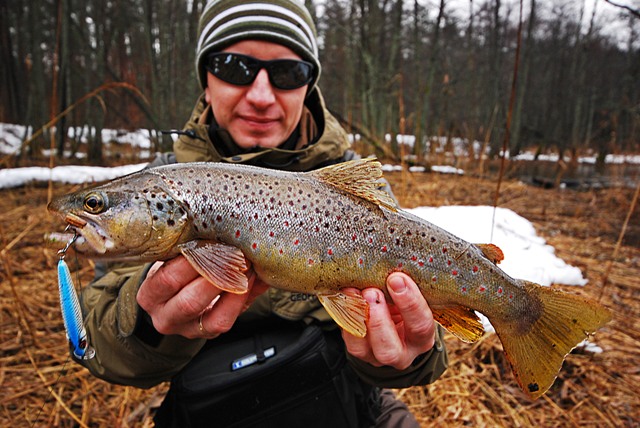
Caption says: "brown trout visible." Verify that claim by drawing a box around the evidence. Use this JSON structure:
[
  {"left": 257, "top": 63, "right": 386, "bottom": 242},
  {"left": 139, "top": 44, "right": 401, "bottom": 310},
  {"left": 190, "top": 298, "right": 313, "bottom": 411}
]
[{"left": 48, "top": 159, "right": 610, "bottom": 399}]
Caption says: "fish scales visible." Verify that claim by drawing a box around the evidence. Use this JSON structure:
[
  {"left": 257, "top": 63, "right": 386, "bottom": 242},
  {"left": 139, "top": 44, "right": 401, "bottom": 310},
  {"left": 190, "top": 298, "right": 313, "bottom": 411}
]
[
  {"left": 48, "top": 159, "right": 611, "bottom": 399},
  {"left": 160, "top": 163, "right": 521, "bottom": 317}
]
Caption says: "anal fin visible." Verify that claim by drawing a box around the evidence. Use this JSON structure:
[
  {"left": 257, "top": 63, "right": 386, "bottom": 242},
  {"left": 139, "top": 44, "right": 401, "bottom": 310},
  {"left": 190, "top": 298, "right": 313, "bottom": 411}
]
[
  {"left": 178, "top": 240, "right": 249, "bottom": 294},
  {"left": 318, "top": 291, "right": 370, "bottom": 338},
  {"left": 432, "top": 305, "right": 485, "bottom": 343}
]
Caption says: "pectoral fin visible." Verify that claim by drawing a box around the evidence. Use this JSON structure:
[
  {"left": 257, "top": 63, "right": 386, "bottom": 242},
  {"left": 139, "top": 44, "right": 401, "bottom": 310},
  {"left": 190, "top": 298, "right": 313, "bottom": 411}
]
[
  {"left": 178, "top": 240, "right": 249, "bottom": 294},
  {"left": 432, "top": 305, "right": 485, "bottom": 343},
  {"left": 318, "top": 291, "right": 370, "bottom": 338}
]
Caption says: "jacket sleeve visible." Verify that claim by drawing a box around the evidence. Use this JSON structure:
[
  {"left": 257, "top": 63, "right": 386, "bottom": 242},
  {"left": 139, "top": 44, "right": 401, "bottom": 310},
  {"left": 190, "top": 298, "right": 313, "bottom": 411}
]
[
  {"left": 76, "top": 265, "right": 207, "bottom": 388},
  {"left": 346, "top": 325, "right": 448, "bottom": 388}
]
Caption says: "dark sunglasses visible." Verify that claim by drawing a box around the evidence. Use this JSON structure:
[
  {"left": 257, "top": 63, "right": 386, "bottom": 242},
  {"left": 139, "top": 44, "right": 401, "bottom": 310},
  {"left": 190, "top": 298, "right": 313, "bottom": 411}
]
[{"left": 205, "top": 53, "right": 315, "bottom": 90}]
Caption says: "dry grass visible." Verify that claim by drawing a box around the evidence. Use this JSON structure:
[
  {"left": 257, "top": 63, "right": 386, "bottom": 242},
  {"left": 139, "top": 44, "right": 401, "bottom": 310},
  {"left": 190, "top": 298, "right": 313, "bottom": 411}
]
[{"left": 1, "top": 171, "right": 638, "bottom": 427}]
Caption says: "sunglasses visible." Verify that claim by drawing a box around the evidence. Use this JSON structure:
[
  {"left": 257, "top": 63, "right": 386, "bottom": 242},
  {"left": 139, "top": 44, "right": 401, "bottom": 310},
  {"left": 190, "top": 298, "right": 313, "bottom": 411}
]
[{"left": 205, "top": 53, "right": 315, "bottom": 90}]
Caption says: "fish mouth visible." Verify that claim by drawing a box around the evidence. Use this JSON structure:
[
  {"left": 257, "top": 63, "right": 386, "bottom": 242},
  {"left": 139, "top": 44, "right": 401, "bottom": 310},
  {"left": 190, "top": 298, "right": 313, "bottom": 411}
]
[
  {"left": 65, "top": 213, "right": 87, "bottom": 228},
  {"left": 63, "top": 213, "right": 114, "bottom": 255}
]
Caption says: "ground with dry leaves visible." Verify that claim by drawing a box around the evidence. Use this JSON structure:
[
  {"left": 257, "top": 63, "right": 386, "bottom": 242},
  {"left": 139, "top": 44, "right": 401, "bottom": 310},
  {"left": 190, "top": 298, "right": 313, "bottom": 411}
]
[{"left": 1, "top": 169, "right": 638, "bottom": 427}]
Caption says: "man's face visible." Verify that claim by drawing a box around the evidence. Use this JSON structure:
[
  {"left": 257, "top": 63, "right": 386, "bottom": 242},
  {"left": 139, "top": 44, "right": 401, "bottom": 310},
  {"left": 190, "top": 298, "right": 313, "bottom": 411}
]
[{"left": 205, "top": 40, "right": 309, "bottom": 150}]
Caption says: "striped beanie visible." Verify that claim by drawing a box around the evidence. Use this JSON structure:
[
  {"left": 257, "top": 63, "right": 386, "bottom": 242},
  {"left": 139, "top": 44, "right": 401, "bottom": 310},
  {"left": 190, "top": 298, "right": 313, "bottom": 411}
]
[{"left": 196, "top": 0, "right": 320, "bottom": 91}]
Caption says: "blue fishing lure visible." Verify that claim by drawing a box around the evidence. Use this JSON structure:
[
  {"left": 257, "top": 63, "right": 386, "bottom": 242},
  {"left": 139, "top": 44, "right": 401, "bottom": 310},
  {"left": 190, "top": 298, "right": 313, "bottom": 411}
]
[{"left": 57, "top": 236, "right": 95, "bottom": 360}]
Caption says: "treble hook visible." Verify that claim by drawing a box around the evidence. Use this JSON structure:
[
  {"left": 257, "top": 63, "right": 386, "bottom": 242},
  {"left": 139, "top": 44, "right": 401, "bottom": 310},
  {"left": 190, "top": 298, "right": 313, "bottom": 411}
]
[{"left": 58, "top": 226, "right": 78, "bottom": 259}]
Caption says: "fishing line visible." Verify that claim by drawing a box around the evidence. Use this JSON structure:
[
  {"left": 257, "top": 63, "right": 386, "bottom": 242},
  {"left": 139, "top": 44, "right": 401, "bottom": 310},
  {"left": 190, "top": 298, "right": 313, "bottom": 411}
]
[{"left": 32, "top": 355, "right": 72, "bottom": 427}]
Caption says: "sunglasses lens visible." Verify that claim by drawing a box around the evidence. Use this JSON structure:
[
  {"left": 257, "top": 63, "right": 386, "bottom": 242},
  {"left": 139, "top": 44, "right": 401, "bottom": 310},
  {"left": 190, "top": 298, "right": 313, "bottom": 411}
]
[
  {"left": 208, "top": 54, "right": 257, "bottom": 85},
  {"left": 268, "top": 60, "right": 313, "bottom": 89},
  {"left": 207, "top": 54, "right": 313, "bottom": 90}
]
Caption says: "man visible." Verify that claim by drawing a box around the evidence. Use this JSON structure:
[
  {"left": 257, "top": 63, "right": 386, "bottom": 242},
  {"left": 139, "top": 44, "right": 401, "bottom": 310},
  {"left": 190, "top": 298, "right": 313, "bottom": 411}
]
[{"left": 77, "top": 1, "right": 447, "bottom": 426}]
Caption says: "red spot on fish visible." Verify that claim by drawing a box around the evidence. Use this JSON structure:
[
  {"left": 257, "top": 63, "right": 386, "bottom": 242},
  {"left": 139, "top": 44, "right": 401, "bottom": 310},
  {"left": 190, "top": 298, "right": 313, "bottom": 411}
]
[
  {"left": 447, "top": 260, "right": 452, "bottom": 266},
  {"left": 497, "top": 287, "right": 504, "bottom": 295},
  {"left": 461, "top": 286, "right": 468, "bottom": 293},
  {"left": 269, "top": 231, "right": 275, "bottom": 237},
  {"left": 452, "top": 270, "right": 458, "bottom": 276},
  {"left": 279, "top": 249, "right": 284, "bottom": 255},
  {"left": 381, "top": 245, "right": 388, "bottom": 252},
  {"left": 294, "top": 239, "right": 300, "bottom": 245},
  {"left": 411, "top": 256, "right": 418, "bottom": 261},
  {"left": 432, "top": 276, "right": 437, "bottom": 282},
  {"left": 397, "top": 262, "right": 403, "bottom": 268},
  {"left": 336, "top": 215, "right": 341, "bottom": 220},
  {"left": 254, "top": 213, "right": 258, "bottom": 220},
  {"left": 327, "top": 248, "right": 333, "bottom": 256},
  {"left": 235, "top": 230, "right": 241, "bottom": 238},
  {"left": 429, "top": 257, "right": 434, "bottom": 263},
  {"left": 418, "top": 260, "right": 425, "bottom": 267},
  {"left": 308, "top": 259, "right": 314, "bottom": 265},
  {"left": 368, "top": 237, "right": 373, "bottom": 244},
  {"left": 473, "top": 266, "right": 479, "bottom": 273},
  {"left": 352, "top": 234, "right": 357, "bottom": 241},
  {"left": 478, "top": 285, "right": 486, "bottom": 293},
  {"left": 252, "top": 243, "right": 257, "bottom": 250},
  {"left": 509, "top": 294, "right": 514, "bottom": 300},
  {"left": 216, "top": 215, "right": 222, "bottom": 222},
  {"left": 284, "top": 221, "right": 289, "bottom": 227},
  {"left": 358, "top": 258, "right": 364, "bottom": 265},
  {"left": 442, "top": 247, "right": 448, "bottom": 254}
]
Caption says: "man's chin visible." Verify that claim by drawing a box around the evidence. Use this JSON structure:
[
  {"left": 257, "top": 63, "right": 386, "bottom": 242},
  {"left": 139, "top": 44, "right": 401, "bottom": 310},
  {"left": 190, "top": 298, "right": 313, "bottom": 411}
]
[{"left": 233, "top": 134, "right": 284, "bottom": 150}]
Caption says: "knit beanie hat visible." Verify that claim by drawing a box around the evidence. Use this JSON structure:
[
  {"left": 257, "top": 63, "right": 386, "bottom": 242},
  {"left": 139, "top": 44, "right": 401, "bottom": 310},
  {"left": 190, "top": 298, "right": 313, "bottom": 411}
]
[{"left": 196, "top": 0, "right": 320, "bottom": 91}]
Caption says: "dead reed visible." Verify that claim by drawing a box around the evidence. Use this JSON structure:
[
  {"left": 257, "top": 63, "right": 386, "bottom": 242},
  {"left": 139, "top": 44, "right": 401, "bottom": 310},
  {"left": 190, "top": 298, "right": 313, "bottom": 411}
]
[{"left": 1, "top": 172, "right": 638, "bottom": 427}]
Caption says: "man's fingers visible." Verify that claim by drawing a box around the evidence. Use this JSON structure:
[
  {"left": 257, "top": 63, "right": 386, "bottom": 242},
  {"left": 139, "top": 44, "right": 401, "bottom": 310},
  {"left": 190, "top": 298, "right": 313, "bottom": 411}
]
[
  {"left": 198, "top": 290, "right": 251, "bottom": 337},
  {"left": 138, "top": 257, "right": 201, "bottom": 307},
  {"left": 362, "top": 288, "right": 409, "bottom": 368},
  {"left": 387, "top": 273, "right": 436, "bottom": 351}
]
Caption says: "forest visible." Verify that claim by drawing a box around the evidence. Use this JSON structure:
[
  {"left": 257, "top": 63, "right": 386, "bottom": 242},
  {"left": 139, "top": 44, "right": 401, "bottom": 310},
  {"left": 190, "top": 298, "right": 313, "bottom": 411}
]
[{"left": 1, "top": 0, "right": 639, "bottom": 165}]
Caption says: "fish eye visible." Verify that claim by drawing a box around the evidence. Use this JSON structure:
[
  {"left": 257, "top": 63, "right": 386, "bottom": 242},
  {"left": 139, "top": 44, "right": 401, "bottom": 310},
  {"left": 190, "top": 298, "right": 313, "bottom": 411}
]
[{"left": 83, "top": 193, "right": 105, "bottom": 214}]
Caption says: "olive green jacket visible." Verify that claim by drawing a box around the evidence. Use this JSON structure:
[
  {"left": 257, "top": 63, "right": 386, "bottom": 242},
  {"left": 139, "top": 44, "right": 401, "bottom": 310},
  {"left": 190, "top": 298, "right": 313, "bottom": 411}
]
[{"left": 77, "top": 89, "right": 448, "bottom": 388}]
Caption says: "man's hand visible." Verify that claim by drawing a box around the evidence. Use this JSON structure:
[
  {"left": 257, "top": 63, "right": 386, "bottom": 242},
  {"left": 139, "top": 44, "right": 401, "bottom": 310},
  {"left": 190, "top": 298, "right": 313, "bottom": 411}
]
[
  {"left": 137, "top": 256, "right": 269, "bottom": 339},
  {"left": 341, "top": 272, "right": 436, "bottom": 370}
]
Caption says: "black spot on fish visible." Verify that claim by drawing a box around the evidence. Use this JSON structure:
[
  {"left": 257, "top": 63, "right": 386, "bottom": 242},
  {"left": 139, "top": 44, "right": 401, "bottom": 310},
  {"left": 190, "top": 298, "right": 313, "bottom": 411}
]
[
  {"left": 152, "top": 215, "right": 158, "bottom": 221},
  {"left": 528, "top": 383, "right": 539, "bottom": 393},
  {"left": 156, "top": 203, "right": 164, "bottom": 210},
  {"left": 167, "top": 219, "right": 175, "bottom": 226}
]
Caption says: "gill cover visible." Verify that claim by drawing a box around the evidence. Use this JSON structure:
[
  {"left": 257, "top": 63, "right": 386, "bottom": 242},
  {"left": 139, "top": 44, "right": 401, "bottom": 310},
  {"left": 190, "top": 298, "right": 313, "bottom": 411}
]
[{"left": 49, "top": 175, "right": 191, "bottom": 260}]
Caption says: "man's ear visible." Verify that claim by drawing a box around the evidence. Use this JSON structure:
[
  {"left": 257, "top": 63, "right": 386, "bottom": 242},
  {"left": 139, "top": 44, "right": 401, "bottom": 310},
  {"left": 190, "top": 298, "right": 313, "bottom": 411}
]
[{"left": 204, "top": 85, "right": 212, "bottom": 104}]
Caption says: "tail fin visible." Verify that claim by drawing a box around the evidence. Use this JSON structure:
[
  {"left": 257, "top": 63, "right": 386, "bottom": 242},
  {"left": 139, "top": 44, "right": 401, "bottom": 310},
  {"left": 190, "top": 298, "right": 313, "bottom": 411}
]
[{"left": 493, "top": 281, "right": 611, "bottom": 399}]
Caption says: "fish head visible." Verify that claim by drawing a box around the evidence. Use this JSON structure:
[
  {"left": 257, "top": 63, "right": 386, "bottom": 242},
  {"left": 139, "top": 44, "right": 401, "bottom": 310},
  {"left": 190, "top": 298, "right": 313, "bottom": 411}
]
[{"left": 48, "top": 175, "right": 191, "bottom": 260}]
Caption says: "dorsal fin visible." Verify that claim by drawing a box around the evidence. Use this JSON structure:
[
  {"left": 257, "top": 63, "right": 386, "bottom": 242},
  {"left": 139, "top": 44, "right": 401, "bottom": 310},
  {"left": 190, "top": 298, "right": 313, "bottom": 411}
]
[{"left": 309, "top": 158, "right": 397, "bottom": 211}]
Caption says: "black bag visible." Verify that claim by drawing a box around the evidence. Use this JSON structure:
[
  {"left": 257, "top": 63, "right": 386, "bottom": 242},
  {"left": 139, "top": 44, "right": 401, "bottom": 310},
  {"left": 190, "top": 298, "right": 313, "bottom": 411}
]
[{"left": 154, "top": 319, "right": 380, "bottom": 428}]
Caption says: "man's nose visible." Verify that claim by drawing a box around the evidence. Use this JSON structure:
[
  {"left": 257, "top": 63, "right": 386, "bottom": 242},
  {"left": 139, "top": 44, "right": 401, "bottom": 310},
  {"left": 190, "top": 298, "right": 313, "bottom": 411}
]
[{"left": 245, "top": 69, "right": 276, "bottom": 107}]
